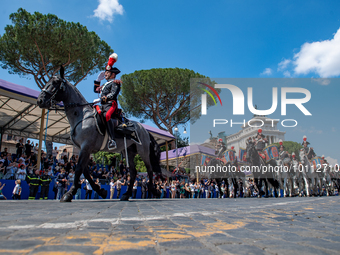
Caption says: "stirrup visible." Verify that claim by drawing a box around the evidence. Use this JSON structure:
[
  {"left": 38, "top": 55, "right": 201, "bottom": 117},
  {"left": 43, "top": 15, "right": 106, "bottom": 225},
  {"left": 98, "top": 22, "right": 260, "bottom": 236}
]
[{"left": 108, "top": 140, "right": 117, "bottom": 150}]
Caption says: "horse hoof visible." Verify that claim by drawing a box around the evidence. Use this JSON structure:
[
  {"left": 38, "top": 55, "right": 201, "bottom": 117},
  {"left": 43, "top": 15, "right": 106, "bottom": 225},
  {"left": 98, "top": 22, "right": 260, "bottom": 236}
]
[
  {"left": 120, "top": 194, "right": 129, "bottom": 201},
  {"left": 60, "top": 193, "right": 72, "bottom": 202},
  {"left": 99, "top": 188, "right": 107, "bottom": 199}
]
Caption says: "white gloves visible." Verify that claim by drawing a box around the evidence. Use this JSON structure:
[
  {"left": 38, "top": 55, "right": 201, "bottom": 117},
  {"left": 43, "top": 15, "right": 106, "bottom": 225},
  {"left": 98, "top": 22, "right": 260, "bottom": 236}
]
[{"left": 96, "top": 71, "right": 105, "bottom": 82}]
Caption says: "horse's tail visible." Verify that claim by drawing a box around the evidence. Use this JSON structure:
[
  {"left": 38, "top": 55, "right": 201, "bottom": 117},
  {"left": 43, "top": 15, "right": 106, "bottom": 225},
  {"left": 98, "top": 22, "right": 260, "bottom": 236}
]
[{"left": 149, "top": 133, "right": 162, "bottom": 174}]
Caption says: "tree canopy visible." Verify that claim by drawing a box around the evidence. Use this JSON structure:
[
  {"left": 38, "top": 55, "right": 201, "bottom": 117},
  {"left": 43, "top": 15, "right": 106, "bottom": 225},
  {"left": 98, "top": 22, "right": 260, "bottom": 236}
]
[
  {"left": 0, "top": 8, "right": 112, "bottom": 89},
  {"left": 120, "top": 68, "right": 217, "bottom": 134},
  {"left": 273, "top": 141, "right": 303, "bottom": 161}
]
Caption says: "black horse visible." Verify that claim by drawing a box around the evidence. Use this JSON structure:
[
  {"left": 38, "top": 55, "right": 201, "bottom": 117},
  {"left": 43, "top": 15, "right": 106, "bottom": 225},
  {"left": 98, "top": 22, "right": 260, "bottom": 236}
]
[
  {"left": 246, "top": 141, "right": 279, "bottom": 198},
  {"left": 37, "top": 67, "right": 162, "bottom": 202}
]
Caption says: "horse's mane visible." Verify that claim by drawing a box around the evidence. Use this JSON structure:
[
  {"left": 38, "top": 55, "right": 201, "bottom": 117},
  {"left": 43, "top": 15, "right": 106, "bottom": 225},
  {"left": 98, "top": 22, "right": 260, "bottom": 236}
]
[{"left": 65, "top": 79, "right": 88, "bottom": 104}]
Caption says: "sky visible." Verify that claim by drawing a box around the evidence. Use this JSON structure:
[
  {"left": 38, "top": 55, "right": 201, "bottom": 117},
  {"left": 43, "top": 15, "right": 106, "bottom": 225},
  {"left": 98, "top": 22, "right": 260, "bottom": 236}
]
[{"left": 0, "top": 0, "right": 339, "bottom": 164}]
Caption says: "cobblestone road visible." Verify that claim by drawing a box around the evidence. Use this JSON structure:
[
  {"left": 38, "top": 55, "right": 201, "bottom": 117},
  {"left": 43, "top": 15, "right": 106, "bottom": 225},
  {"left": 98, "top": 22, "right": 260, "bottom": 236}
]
[{"left": 0, "top": 196, "right": 339, "bottom": 255}]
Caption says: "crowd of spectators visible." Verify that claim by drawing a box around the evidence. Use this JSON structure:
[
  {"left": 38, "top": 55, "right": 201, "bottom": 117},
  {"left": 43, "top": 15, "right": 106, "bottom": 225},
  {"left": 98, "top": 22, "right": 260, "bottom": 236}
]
[{"left": 0, "top": 139, "right": 264, "bottom": 200}]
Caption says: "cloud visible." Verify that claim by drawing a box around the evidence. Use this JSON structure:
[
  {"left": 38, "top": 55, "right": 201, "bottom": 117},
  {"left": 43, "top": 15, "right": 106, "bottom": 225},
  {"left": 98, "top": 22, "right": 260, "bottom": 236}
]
[
  {"left": 283, "top": 71, "right": 291, "bottom": 77},
  {"left": 277, "top": 28, "right": 340, "bottom": 78},
  {"left": 261, "top": 68, "right": 273, "bottom": 76},
  {"left": 293, "top": 28, "right": 340, "bottom": 77},
  {"left": 325, "top": 156, "right": 338, "bottom": 167},
  {"left": 93, "top": 0, "right": 124, "bottom": 23},
  {"left": 278, "top": 59, "right": 291, "bottom": 71}
]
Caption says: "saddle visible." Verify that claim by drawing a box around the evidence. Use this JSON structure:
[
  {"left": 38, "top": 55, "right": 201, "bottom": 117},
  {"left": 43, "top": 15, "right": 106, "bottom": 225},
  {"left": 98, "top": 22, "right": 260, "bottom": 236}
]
[{"left": 93, "top": 105, "right": 141, "bottom": 144}]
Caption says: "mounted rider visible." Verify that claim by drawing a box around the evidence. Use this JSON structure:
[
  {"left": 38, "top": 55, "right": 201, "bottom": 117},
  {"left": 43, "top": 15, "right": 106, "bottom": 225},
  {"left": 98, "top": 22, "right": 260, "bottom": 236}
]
[
  {"left": 278, "top": 140, "right": 290, "bottom": 166},
  {"left": 215, "top": 138, "right": 226, "bottom": 159},
  {"left": 94, "top": 53, "right": 121, "bottom": 150},
  {"left": 302, "top": 136, "right": 316, "bottom": 160},
  {"left": 253, "top": 129, "right": 268, "bottom": 159},
  {"left": 291, "top": 152, "right": 299, "bottom": 167}
]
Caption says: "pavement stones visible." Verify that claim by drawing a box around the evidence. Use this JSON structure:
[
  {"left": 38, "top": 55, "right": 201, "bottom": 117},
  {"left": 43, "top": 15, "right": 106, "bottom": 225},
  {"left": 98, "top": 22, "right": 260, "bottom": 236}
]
[{"left": 0, "top": 196, "right": 339, "bottom": 254}]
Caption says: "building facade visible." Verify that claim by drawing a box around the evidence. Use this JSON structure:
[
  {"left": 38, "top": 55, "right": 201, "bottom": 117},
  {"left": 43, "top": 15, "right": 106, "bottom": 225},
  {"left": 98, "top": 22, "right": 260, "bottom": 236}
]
[{"left": 225, "top": 116, "right": 285, "bottom": 158}]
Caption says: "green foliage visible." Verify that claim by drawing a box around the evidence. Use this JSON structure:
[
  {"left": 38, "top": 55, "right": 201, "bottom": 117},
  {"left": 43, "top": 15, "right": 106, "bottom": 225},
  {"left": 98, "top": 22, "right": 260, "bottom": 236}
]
[
  {"left": 93, "top": 152, "right": 146, "bottom": 172},
  {"left": 0, "top": 8, "right": 112, "bottom": 89},
  {"left": 120, "top": 68, "right": 217, "bottom": 134},
  {"left": 93, "top": 151, "right": 120, "bottom": 166},
  {"left": 272, "top": 141, "right": 303, "bottom": 161},
  {"left": 134, "top": 154, "right": 147, "bottom": 172},
  {"left": 174, "top": 131, "right": 189, "bottom": 148}
]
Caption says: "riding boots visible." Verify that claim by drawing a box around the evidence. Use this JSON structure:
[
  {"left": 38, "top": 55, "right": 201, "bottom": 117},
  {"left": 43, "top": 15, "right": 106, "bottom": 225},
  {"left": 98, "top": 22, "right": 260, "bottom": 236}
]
[{"left": 107, "top": 119, "right": 117, "bottom": 150}]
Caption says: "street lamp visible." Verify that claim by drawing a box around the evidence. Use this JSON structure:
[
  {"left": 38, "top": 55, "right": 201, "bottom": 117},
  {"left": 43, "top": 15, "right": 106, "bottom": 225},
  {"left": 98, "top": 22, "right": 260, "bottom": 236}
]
[
  {"left": 174, "top": 126, "right": 186, "bottom": 173},
  {"left": 174, "top": 126, "right": 178, "bottom": 172}
]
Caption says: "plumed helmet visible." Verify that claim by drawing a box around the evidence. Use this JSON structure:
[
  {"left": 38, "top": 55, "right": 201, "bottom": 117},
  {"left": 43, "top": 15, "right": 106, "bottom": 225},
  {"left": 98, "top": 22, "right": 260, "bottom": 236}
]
[
  {"left": 303, "top": 135, "right": 307, "bottom": 141},
  {"left": 218, "top": 138, "right": 223, "bottom": 142},
  {"left": 106, "top": 67, "right": 121, "bottom": 74},
  {"left": 231, "top": 146, "right": 234, "bottom": 150},
  {"left": 106, "top": 53, "right": 118, "bottom": 70},
  {"left": 279, "top": 139, "right": 283, "bottom": 146},
  {"left": 302, "top": 140, "right": 310, "bottom": 145},
  {"left": 258, "top": 128, "right": 262, "bottom": 134},
  {"left": 292, "top": 152, "right": 296, "bottom": 157}
]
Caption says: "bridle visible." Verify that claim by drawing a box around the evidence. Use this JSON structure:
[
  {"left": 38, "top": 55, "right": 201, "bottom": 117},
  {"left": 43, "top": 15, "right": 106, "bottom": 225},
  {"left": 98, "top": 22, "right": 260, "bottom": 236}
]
[
  {"left": 41, "top": 77, "right": 93, "bottom": 110},
  {"left": 41, "top": 76, "right": 66, "bottom": 110}
]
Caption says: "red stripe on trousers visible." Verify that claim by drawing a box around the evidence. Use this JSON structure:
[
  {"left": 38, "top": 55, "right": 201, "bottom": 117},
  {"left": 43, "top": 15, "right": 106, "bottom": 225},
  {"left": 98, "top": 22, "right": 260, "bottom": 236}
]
[{"left": 106, "top": 101, "right": 117, "bottom": 121}]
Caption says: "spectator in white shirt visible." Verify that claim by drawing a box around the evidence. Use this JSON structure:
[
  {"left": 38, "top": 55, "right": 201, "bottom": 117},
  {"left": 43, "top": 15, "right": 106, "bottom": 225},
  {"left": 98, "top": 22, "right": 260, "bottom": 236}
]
[{"left": 16, "top": 164, "right": 27, "bottom": 181}]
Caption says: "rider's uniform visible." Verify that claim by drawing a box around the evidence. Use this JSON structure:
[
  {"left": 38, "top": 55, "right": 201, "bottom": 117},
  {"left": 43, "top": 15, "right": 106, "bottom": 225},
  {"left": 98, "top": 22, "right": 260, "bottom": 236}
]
[
  {"left": 94, "top": 79, "right": 121, "bottom": 121},
  {"left": 303, "top": 146, "right": 316, "bottom": 160},
  {"left": 291, "top": 157, "right": 299, "bottom": 170},
  {"left": 215, "top": 143, "right": 226, "bottom": 159},
  {"left": 279, "top": 149, "right": 290, "bottom": 165},
  {"left": 254, "top": 134, "right": 267, "bottom": 151}
]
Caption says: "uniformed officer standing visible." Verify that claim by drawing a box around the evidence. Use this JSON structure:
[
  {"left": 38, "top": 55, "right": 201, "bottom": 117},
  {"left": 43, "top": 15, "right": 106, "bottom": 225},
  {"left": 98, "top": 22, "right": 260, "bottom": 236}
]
[
  {"left": 26, "top": 169, "right": 40, "bottom": 200},
  {"left": 40, "top": 170, "right": 52, "bottom": 200}
]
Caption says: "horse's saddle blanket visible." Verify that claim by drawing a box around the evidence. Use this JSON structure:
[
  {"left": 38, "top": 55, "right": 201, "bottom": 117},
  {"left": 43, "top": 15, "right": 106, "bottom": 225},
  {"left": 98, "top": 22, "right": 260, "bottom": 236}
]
[{"left": 93, "top": 107, "right": 139, "bottom": 142}]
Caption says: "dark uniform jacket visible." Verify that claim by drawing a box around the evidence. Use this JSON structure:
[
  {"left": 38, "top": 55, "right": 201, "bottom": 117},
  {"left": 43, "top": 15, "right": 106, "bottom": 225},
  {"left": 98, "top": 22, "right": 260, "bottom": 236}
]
[
  {"left": 57, "top": 173, "right": 68, "bottom": 188},
  {"left": 279, "top": 150, "right": 289, "bottom": 160},
  {"left": 94, "top": 80, "right": 120, "bottom": 103},
  {"left": 254, "top": 136, "right": 267, "bottom": 151},
  {"left": 303, "top": 147, "right": 316, "bottom": 160},
  {"left": 26, "top": 174, "right": 40, "bottom": 186},
  {"left": 40, "top": 174, "right": 52, "bottom": 187},
  {"left": 215, "top": 144, "right": 226, "bottom": 158}
]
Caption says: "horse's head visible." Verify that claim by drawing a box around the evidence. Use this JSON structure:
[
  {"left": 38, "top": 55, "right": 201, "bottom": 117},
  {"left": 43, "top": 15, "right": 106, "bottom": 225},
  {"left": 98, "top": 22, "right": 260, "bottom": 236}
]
[{"left": 37, "top": 67, "right": 66, "bottom": 109}]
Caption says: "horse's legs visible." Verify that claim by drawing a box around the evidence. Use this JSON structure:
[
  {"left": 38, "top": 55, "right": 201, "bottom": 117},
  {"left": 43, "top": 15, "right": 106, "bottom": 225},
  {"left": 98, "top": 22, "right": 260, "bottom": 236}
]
[
  {"left": 140, "top": 146, "right": 158, "bottom": 198},
  {"left": 80, "top": 150, "right": 107, "bottom": 199},
  {"left": 60, "top": 151, "right": 89, "bottom": 202},
  {"left": 232, "top": 178, "right": 238, "bottom": 198},
  {"left": 121, "top": 147, "right": 137, "bottom": 201}
]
